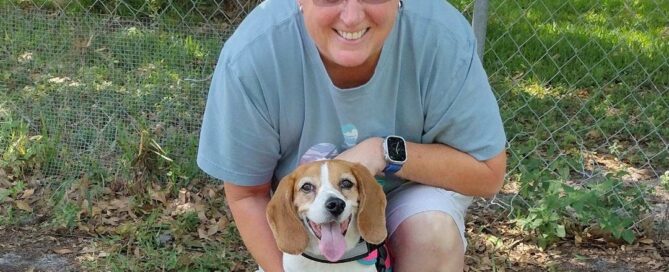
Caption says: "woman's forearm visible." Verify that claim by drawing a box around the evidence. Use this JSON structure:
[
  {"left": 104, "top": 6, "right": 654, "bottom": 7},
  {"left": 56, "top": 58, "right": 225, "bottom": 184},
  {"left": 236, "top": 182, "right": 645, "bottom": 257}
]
[
  {"left": 398, "top": 142, "right": 507, "bottom": 198},
  {"left": 336, "top": 137, "right": 506, "bottom": 198},
  {"left": 225, "top": 184, "right": 284, "bottom": 272}
]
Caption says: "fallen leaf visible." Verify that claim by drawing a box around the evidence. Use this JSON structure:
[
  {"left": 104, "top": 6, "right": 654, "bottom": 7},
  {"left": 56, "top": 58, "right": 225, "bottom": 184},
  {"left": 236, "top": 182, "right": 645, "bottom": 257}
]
[
  {"left": 198, "top": 226, "right": 209, "bottom": 240},
  {"left": 639, "top": 238, "right": 654, "bottom": 245},
  {"left": 91, "top": 206, "right": 102, "bottom": 216},
  {"left": 77, "top": 254, "right": 96, "bottom": 262},
  {"left": 217, "top": 217, "right": 228, "bottom": 230},
  {"left": 206, "top": 223, "right": 219, "bottom": 236},
  {"left": 20, "top": 188, "right": 35, "bottom": 199},
  {"left": 197, "top": 209, "right": 207, "bottom": 221},
  {"left": 53, "top": 248, "right": 73, "bottom": 254},
  {"left": 15, "top": 200, "right": 33, "bottom": 212},
  {"left": 80, "top": 246, "right": 96, "bottom": 254},
  {"left": 110, "top": 198, "right": 129, "bottom": 210},
  {"left": 149, "top": 188, "right": 166, "bottom": 204},
  {"left": 207, "top": 188, "right": 217, "bottom": 199}
]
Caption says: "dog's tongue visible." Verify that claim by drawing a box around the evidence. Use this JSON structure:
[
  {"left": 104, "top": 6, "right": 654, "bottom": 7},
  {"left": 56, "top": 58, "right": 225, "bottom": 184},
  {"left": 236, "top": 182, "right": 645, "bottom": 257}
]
[{"left": 318, "top": 222, "right": 346, "bottom": 262}]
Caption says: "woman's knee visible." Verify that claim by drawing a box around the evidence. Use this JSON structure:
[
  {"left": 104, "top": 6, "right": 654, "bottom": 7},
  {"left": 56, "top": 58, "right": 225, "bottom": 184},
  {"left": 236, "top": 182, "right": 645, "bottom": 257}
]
[{"left": 390, "top": 211, "right": 465, "bottom": 270}]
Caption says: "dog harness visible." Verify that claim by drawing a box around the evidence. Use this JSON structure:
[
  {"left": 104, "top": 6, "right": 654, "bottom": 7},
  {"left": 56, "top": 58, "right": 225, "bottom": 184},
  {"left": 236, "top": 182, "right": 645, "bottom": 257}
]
[{"left": 301, "top": 240, "right": 392, "bottom": 272}]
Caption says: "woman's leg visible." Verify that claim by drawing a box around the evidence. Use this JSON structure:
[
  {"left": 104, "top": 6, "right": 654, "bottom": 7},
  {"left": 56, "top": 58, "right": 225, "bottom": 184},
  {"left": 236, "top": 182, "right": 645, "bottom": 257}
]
[
  {"left": 389, "top": 211, "right": 464, "bottom": 271},
  {"left": 385, "top": 183, "right": 472, "bottom": 272}
]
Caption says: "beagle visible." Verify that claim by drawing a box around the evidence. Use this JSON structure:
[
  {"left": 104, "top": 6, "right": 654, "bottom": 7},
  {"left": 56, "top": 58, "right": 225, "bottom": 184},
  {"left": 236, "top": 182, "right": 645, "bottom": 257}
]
[{"left": 266, "top": 160, "right": 390, "bottom": 272}]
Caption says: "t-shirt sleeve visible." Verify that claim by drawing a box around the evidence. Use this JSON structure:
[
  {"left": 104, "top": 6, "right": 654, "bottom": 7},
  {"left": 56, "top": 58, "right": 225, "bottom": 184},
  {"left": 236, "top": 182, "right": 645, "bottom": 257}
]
[
  {"left": 197, "top": 58, "right": 280, "bottom": 186},
  {"left": 422, "top": 30, "right": 506, "bottom": 161}
]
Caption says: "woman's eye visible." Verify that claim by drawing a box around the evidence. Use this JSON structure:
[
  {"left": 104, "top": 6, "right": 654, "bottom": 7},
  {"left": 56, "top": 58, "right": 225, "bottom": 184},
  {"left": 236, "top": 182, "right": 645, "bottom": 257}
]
[
  {"left": 340, "top": 179, "right": 354, "bottom": 189},
  {"left": 300, "top": 183, "right": 314, "bottom": 192}
]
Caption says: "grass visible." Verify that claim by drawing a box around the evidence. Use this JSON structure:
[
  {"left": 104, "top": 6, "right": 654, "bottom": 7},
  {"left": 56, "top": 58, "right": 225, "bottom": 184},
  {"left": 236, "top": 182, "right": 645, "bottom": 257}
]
[{"left": 1, "top": 0, "right": 668, "bottom": 270}]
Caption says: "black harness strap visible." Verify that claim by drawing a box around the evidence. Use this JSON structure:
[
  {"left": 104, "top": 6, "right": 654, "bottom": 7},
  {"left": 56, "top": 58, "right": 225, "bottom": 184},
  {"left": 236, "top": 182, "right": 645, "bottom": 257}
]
[{"left": 374, "top": 241, "right": 388, "bottom": 272}]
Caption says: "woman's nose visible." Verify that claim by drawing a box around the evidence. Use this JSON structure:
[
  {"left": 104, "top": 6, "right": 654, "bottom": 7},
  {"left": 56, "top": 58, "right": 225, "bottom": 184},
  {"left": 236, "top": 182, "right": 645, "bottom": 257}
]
[{"left": 339, "top": 0, "right": 365, "bottom": 26}]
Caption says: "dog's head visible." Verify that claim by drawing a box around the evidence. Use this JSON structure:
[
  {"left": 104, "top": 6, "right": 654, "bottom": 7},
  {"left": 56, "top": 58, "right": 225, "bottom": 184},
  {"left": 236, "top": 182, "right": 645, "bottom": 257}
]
[{"left": 266, "top": 159, "right": 387, "bottom": 262}]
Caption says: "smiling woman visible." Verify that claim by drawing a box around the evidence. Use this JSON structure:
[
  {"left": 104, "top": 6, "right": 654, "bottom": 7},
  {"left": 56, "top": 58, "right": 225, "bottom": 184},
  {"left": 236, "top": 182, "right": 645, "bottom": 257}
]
[
  {"left": 198, "top": 0, "right": 507, "bottom": 271},
  {"left": 299, "top": 0, "right": 399, "bottom": 87}
]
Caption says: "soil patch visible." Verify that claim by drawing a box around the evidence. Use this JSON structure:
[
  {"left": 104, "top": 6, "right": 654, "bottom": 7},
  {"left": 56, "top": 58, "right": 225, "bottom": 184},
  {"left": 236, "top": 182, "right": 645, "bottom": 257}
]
[{"left": 0, "top": 226, "right": 88, "bottom": 272}]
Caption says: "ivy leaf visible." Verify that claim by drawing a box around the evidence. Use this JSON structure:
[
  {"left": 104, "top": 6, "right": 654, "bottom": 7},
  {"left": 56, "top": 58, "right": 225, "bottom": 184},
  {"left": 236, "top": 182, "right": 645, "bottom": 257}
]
[
  {"left": 556, "top": 224, "right": 566, "bottom": 238},
  {"left": 622, "top": 230, "right": 635, "bottom": 244}
]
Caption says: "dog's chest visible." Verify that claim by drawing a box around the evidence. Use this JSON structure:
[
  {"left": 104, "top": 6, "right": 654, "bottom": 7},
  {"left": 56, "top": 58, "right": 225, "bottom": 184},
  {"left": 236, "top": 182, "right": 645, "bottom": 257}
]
[{"left": 283, "top": 254, "right": 377, "bottom": 272}]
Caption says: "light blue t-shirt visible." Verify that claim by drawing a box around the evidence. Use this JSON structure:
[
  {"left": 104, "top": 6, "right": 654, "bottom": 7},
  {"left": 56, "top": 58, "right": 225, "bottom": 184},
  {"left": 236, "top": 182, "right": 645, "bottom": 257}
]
[{"left": 197, "top": 0, "right": 506, "bottom": 192}]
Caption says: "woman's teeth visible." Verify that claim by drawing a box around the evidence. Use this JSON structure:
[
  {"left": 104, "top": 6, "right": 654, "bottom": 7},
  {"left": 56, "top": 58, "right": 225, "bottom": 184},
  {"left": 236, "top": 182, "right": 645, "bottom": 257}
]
[{"left": 337, "top": 29, "right": 366, "bottom": 40}]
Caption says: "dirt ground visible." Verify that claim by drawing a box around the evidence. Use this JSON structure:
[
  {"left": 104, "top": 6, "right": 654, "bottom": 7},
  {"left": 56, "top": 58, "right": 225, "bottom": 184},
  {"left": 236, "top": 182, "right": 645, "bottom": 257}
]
[
  {"left": 0, "top": 225, "right": 88, "bottom": 272},
  {"left": 463, "top": 199, "right": 669, "bottom": 271},
  {"left": 1, "top": 199, "right": 666, "bottom": 272}
]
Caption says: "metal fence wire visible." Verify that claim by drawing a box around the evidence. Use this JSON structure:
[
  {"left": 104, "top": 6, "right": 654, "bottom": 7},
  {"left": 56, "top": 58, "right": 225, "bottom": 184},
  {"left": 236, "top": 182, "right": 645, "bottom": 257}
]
[{"left": 1, "top": 0, "right": 668, "bottom": 240}]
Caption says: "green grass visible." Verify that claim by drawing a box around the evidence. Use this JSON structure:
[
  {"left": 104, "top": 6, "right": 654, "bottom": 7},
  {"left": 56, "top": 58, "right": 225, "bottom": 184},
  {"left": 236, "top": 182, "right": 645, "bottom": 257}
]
[
  {"left": 1, "top": 0, "right": 668, "bottom": 269},
  {"left": 452, "top": 0, "right": 669, "bottom": 172}
]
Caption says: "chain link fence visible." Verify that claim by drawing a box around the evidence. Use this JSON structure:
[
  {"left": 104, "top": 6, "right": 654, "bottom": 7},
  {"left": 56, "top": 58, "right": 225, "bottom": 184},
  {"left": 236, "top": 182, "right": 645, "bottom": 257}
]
[
  {"left": 1, "top": 0, "right": 667, "bottom": 241},
  {"left": 473, "top": 0, "right": 668, "bottom": 241}
]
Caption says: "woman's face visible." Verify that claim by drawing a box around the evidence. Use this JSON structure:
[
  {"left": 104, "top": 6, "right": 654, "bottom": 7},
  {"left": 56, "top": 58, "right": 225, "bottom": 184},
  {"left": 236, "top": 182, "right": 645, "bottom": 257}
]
[{"left": 300, "top": 0, "right": 399, "bottom": 69}]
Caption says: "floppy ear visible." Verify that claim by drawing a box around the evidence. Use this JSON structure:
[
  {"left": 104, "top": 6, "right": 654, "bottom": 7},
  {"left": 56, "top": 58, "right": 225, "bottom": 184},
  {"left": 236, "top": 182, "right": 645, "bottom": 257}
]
[
  {"left": 266, "top": 172, "right": 309, "bottom": 254},
  {"left": 352, "top": 163, "right": 388, "bottom": 245}
]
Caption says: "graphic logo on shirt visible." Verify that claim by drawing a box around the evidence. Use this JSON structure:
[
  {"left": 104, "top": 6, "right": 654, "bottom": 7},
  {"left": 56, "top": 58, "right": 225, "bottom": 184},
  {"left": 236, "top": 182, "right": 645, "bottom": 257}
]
[
  {"left": 341, "top": 123, "right": 359, "bottom": 148},
  {"left": 299, "top": 143, "right": 340, "bottom": 165}
]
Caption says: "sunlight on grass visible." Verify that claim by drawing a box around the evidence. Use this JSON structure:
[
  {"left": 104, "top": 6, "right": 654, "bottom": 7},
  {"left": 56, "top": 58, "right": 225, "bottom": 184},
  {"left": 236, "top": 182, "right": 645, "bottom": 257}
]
[
  {"left": 539, "top": 20, "right": 659, "bottom": 55},
  {"left": 518, "top": 80, "right": 561, "bottom": 99}
]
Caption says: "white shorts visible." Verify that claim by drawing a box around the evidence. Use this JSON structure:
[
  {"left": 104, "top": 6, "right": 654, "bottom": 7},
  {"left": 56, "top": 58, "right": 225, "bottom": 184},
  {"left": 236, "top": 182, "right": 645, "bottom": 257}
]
[{"left": 385, "top": 182, "right": 473, "bottom": 250}]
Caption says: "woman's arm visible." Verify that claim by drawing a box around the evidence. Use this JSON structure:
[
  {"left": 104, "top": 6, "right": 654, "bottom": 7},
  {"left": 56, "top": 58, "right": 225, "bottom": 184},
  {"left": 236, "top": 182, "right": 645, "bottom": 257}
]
[
  {"left": 336, "top": 137, "right": 506, "bottom": 198},
  {"left": 224, "top": 182, "right": 284, "bottom": 272}
]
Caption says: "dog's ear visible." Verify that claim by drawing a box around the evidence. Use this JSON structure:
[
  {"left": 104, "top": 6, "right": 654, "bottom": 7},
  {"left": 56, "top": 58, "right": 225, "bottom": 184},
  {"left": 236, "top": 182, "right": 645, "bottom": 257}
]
[
  {"left": 266, "top": 171, "right": 309, "bottom": 254},
  {"left": 352, "top": 163, "right": 387, "bottom": 245}
]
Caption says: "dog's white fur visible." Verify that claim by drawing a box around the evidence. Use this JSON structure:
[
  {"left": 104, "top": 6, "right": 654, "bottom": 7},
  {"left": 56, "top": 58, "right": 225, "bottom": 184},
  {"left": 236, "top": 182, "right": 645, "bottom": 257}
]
[{"left": 265, "top": 160, "right": 387, "bottom": 272}]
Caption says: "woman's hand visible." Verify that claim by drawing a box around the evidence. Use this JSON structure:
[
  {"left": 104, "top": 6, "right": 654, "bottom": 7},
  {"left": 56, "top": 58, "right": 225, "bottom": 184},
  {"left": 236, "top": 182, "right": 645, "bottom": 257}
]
[{"left": 335, "top": 137, "right": 386, "bottom": 176}]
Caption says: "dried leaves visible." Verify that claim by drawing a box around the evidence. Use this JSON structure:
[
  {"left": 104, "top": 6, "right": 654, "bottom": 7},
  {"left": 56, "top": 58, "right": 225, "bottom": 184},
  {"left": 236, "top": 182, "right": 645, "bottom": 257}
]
[{"left": 464, "top": 200, "right": 669, "bottom": 271}]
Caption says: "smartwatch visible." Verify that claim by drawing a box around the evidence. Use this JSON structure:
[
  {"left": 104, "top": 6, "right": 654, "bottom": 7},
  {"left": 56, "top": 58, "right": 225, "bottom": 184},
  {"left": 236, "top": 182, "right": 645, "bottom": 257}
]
[{"left": 382, "top": 135, "right": 407, "bottom": 174}]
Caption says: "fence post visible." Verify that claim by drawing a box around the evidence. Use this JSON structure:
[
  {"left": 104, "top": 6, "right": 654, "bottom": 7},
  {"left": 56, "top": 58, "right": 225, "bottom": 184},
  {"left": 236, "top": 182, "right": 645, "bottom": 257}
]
[{"left": 472, "top": 0, "right": 489, "bottom": 62}]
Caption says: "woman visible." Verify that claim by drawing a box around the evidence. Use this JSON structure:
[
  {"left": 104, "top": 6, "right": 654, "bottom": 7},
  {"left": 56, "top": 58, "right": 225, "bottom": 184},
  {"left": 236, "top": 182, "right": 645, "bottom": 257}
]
[{"left": 197, "top": 0, "right": 507, "bottom": 271}]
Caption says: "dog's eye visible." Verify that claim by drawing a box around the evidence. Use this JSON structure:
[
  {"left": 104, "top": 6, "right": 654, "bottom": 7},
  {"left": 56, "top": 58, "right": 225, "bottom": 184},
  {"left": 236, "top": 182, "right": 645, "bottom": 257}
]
[
  {"left": 300, "top": 183, "right": 314, "bottom": 193},
  {"left": 340, "top": 179, "right": 354, "bottom": 189}
]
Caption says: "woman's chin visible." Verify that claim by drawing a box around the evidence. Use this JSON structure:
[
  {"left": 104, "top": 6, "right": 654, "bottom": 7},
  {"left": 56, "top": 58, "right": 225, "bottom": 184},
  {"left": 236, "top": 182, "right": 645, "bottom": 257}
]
[{"left": 325, "top": 50, "right": 374, "bottom": 68}]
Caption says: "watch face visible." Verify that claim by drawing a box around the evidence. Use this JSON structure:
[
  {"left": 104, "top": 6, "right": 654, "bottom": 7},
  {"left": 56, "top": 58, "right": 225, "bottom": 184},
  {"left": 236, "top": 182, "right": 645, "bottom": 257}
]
[{"left": 387, "top": 136, "right": 406, "bottom": 162}]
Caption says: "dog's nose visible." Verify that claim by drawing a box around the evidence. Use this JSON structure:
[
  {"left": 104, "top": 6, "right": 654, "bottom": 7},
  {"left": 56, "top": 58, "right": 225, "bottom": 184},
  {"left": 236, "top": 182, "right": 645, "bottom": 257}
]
[{"left": 325, "top": 197, "right": 345, "bottom": 217}]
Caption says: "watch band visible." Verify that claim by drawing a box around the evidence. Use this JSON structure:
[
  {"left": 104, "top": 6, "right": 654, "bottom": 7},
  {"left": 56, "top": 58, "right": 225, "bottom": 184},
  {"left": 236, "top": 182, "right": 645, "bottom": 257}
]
[{"left": 383, "top": 162, "right": 402, "bottom": 174}]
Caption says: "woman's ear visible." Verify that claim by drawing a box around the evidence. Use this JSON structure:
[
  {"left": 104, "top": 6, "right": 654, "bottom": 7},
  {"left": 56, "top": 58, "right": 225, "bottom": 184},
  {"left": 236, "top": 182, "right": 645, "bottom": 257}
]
[
  {"left": 352, "top": 163, "right": 388, "bottom": 244},
  {"left": 266, "top": 173, "right": 309, "bottom": 254}
]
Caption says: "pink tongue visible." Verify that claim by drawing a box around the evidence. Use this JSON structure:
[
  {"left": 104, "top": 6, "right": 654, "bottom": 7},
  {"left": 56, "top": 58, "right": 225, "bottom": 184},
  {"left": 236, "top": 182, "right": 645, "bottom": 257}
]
[{"left": 318, "top": 222, "right": 346, "bottom": 262}]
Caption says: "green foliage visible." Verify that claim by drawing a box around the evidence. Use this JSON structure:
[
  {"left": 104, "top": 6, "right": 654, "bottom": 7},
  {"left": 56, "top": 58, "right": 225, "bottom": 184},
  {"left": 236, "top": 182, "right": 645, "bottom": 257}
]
[
  {"left": 0, "top": 119, "right": 45, "bottom": 179},
  {"left": 8, "top": 0, "right": 261, "bottom": 24},
  {"left": 0, "top": 206, "right": 17, "bottom": 225},
  {"left": 53, "top": 200, "right": 82, "bottom": 230},
  {"left": 0, "top": 180, "right": 26, "bottom": 202},
  {"left": 175, "top": 211, "right": 200, "bottom": 233},
  {"left": 513, "top": 166, "right": 651, "bottom": 247},
  {"left": 48, "top": 178, "right": 81, "bottom": 230},
  {"left": 661, "top": 171, "right": 669, "bottom": 191}
]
